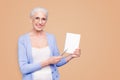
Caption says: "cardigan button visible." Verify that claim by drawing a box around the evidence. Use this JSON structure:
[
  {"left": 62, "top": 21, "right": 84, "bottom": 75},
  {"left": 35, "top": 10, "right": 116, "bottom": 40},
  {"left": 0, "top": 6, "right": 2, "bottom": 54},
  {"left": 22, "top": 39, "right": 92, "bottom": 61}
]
[
  {"left": 52, "top": 71, "right": 54, "bottom": 74},
  {"left": 56, "top": 75, "right": 58, "bottom": 78},
  {"left": 54, "top": 68, "right": 56, "bottom": 71}
]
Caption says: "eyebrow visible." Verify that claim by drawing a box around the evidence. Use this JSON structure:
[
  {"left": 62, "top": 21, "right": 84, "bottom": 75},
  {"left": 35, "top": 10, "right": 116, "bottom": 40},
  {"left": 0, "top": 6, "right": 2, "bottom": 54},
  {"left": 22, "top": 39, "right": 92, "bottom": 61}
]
[{"left": 35, "top": 17, "right": 46, "bottom": 19}]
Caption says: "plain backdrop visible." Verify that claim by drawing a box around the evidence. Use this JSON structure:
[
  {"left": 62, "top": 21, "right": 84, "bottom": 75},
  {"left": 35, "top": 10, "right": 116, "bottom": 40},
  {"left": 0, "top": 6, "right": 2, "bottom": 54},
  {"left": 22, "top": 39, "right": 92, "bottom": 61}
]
[{"left": 0, "top": 0, "right": 120, "bottom": 80}]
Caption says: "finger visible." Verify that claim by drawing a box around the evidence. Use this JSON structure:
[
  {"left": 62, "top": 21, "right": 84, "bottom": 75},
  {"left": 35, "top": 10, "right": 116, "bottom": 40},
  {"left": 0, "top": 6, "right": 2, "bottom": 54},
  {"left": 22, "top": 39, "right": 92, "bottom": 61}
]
[
  {"left": 57, "top": 56, "right": 62, "bottom": 59},
  {"left": 75, "top": 48, "right": 80, "bottom": 50}
]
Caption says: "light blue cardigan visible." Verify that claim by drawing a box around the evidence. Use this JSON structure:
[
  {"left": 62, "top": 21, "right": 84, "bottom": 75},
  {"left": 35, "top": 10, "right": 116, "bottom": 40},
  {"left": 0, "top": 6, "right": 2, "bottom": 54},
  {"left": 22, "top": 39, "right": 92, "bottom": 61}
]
[{"left": 18, "top": 33, "right": 67, "bottom": 80}]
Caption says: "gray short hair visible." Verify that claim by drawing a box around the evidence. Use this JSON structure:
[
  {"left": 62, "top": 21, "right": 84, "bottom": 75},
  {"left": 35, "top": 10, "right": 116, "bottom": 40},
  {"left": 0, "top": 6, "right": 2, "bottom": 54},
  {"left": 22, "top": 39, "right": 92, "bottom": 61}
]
[{"left": 30, "top": 7, "right": 48, "bottom": 19}]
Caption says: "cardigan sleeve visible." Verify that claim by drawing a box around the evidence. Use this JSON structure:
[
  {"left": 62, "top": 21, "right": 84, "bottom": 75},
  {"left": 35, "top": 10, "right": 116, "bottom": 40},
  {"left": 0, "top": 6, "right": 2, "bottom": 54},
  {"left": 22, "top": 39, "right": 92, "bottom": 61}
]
[
  {"left": 18, "top": 36, "right": 42, "bottom": 75},
  {"left": 52, "top": 35, "right": 67, "bottom": 67}
]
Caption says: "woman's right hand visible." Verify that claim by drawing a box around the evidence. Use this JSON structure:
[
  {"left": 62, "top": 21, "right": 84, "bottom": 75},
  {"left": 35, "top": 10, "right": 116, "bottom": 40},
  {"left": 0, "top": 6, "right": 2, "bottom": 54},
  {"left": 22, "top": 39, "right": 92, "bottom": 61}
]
[
  {"left": 48, "top": 56, "right": 62, "bottom": 64},
  {"left": 41, "top": 56, "right": 62, "bottom": 68}
]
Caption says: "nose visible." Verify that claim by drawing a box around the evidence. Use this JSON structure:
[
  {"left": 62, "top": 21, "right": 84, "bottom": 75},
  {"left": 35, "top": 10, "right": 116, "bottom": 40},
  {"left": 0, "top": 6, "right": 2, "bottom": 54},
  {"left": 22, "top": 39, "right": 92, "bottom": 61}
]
[{"left": 39, "top": 19, "right": 42, "bottom": 24}]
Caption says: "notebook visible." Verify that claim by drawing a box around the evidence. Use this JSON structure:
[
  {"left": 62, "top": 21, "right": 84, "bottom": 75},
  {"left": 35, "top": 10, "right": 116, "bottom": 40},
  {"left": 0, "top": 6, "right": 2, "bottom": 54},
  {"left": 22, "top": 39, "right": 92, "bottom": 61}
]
[{"left": 64, "top": 33, "right": 81, "bottom": 53}]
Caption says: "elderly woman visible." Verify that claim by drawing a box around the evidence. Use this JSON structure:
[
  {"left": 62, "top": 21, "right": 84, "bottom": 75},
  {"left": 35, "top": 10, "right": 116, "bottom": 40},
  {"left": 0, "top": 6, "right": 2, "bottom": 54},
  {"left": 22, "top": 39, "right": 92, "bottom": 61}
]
[{"left": 18, "top": 7, "right": 81, "bottom": 80}]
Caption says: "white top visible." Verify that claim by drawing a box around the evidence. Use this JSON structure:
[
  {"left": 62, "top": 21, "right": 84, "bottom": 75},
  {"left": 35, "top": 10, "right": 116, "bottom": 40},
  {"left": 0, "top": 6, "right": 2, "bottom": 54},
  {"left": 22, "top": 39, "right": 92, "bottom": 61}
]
[{"left": 32, "top": 46, "right": 52, "bottom": 80}]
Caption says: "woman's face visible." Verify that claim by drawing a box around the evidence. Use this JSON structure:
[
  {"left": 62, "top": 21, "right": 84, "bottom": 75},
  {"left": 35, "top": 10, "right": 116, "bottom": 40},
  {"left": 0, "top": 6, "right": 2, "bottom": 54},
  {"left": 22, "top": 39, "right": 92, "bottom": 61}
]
[{"left": 31, "top": 11, "right": 47, "bottom": 31}]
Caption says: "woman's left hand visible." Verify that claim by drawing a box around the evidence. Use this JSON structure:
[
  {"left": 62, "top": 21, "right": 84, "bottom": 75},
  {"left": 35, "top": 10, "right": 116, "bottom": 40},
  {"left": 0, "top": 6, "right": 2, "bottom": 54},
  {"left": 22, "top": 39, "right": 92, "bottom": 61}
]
[{"left": 71, "top": 48, "right": 81, "bottom": 58}]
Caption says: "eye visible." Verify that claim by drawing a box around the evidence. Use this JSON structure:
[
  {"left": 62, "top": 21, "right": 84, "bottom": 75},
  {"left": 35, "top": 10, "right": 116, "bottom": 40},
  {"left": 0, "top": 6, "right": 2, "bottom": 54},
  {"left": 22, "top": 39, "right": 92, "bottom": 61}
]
[
  {"left": 35, "top": 17, "right": 40, "bottom": 20},
  {"left": 42, "top": 18, "right": 46, "bottom": 20}
]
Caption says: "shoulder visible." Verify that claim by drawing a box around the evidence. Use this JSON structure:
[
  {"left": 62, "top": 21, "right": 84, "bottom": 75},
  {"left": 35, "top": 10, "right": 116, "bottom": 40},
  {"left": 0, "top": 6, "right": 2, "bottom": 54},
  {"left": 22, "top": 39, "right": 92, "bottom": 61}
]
[
  {"left": 18, "top": 33, "right": 28, "bottom": 42},
  {"left": 46, "top": 32, "right": 56, "bottom": 39}
]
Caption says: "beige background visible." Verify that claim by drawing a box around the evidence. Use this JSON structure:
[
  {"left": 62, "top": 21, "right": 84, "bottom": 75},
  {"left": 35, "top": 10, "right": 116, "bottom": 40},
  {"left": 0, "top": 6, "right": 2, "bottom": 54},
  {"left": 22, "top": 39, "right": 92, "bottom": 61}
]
[{"left": 0, "top": 0, "right": 120, "bottom": 80}]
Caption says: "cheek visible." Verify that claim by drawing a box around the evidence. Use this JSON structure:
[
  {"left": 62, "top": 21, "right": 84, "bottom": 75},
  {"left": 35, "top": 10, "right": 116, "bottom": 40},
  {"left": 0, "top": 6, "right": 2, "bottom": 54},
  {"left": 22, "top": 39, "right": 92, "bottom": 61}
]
[
  {"left": 43, "top": 21, "right": 47, "bottom": 24},
  {"left": 32, "top": 20, "right": 37, "bottom": 25}
]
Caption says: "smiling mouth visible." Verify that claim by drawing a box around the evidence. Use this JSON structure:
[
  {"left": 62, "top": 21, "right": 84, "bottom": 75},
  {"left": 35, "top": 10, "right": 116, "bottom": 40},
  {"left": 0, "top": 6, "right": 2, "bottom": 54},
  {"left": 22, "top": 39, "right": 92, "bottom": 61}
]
[{"left": 36, "top": 24, "right": 43, "bottom": 27}]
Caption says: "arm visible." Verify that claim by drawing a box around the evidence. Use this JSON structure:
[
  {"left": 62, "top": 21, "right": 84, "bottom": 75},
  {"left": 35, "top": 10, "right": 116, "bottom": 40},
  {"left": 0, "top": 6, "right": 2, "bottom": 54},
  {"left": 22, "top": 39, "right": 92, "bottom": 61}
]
[
  {"left": 56, "top": 48, "right": 81, "bottom": 67},
  {"left": 65, "top": 48, "right": 81, "bottom": 63},
  {"left": 51, "top": 36, "right": 67, "bottom": 67},
  {"left": 41, "top": 56, "right": 63, "bottom": 67},
  {"left": 18, "top": 37, "right": 42, "bottom": 74}
]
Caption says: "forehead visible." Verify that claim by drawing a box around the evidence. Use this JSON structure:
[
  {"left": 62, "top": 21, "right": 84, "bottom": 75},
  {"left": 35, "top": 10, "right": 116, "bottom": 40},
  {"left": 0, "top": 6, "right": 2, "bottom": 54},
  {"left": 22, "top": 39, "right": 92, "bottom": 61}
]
[{"left": 33, "top": 11, "right": 47, "bottom": 18}]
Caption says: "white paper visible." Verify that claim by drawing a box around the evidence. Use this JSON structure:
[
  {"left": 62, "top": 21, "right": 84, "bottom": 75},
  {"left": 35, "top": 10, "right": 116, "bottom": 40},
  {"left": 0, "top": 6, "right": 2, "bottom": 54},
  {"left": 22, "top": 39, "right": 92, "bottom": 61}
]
[{"left": 64, "top": 33, "right": 81, "bottom": 54}]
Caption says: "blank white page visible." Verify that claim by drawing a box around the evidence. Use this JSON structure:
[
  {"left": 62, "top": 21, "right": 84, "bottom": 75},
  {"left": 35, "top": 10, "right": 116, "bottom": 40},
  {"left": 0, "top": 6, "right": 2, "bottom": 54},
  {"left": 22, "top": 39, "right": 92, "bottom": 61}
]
[{"left": 64, "top": 33, "right": 81, "bottom": 53}]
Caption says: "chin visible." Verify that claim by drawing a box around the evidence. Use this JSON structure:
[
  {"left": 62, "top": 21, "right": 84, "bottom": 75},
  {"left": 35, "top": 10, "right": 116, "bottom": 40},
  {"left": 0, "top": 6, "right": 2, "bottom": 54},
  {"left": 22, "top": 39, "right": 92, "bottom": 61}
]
[{"left": 36, "top": 28, "right": 44, "bottom": 32}]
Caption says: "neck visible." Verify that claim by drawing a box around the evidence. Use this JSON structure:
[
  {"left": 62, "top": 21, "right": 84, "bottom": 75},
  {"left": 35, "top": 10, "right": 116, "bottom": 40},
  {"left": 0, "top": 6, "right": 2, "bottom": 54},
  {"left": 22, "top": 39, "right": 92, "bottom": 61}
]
[{"left": 30, "top": 29, "right": 45, "bottom": 37}]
